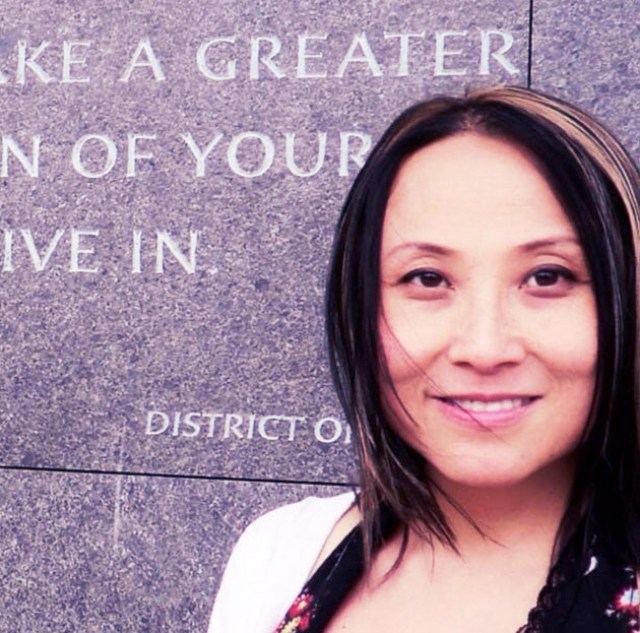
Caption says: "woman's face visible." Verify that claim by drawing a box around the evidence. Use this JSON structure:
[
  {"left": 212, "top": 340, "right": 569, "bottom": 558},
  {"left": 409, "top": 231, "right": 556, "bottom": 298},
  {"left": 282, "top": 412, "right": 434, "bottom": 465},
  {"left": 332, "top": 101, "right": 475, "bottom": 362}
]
[{"left": 379, "top": 132, "right": 597, "bottom": 491}]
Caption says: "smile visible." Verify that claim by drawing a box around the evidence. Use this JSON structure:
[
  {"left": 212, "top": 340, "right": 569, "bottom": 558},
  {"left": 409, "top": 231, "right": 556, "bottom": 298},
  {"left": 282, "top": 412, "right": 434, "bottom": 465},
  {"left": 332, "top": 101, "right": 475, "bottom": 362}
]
[
  {"left": 444, "top": 397, "right": 537, "bottom": 412},
  {"left": 434, "top": 395, "right": 539, "bottom": 428}
]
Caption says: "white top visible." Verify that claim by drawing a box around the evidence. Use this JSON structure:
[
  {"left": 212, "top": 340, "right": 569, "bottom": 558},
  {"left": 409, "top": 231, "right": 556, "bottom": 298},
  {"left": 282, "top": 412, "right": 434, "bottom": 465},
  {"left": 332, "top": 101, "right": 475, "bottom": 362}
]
[{"left": 208, "top": 492, "right": 356, "bottom": 633}]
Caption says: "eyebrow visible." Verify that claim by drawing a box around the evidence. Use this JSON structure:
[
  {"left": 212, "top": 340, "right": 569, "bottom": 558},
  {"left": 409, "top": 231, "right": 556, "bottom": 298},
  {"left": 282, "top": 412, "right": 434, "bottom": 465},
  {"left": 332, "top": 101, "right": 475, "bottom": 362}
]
[
  {"left": 386, "top": 242, "right": 454, "bottom": 258},
  {"left": 386, "top": 236, "right": 582, "bottom": 258},
  {"left": 518, "top": 237, "right": 581, "bottom": 252}
]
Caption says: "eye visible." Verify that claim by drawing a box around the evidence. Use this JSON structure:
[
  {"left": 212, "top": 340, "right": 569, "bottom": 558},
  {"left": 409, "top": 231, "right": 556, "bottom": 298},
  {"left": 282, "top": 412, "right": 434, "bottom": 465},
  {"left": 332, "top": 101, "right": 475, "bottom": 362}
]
[
  {"left": 400, "top": 269, "right": 450, "bottom": 288},
  {"left": 523, "top": 266, "right": 577, "bottom": 289}
]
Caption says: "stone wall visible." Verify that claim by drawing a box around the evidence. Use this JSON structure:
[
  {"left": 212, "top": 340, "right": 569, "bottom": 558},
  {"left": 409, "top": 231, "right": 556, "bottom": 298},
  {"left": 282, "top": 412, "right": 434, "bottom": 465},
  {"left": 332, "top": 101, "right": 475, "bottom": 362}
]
[{"left": 1, "top": 1, "right": 636, "bottom": 630}]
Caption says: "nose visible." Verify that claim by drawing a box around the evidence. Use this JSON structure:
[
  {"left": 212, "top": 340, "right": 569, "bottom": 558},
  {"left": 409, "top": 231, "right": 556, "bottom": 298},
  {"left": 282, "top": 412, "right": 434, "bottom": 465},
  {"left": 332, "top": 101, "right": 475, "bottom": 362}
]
[{"left": 446, "top": 291, "right": 526, "bottom": 372}]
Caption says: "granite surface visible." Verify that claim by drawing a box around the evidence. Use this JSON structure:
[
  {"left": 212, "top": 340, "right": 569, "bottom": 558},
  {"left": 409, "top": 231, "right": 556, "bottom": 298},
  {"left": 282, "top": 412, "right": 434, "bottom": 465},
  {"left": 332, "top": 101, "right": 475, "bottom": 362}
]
[
  {"left": 531, "top": 0, "right": 640, "bottom": 160},
  {"left": 0, "top": 0, "right": 529, "bottom": 481},
  {"left": 0, "top": 468, "right": 347, "bottom": 633},
  {"left": 10, "top": 2, "right": 640, "bottom": 632}
]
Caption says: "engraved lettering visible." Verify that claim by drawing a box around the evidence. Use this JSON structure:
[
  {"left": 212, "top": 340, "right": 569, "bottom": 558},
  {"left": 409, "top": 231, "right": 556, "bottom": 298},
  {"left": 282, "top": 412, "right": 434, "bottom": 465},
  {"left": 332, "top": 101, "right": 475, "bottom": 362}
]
[
  {"left": 17, "top": 40, "right": 54, "bottom": 84},
  {"left": 250, "top": 36, "right": 285, "bottom": 79},
  {"left": 1, "top": 135, "right": 41, "bottom": 178},
  {"left": 383, "top": 32, "right": 425, "bottom": 77},
  {"left": 480, "top": 29, "right": 518, "bottom": 75},
  {"left": 155, "top": 231, "right": 199, "bottom": 274},
  {"left": 71, "top": 134, "right": 118, "bottom": 178},
  {"left": 336, "top": 33, "right": 382, "bottom": 77},
  {"left": 339, "top": 131, "right": 371, "bottom": 177},
  {"left": 121, "top": 38, "right": 166, "bottom": 82},
  {"left": 297, "top": 34, "right": 328, "bottom": 78},
  {"left": 127, "top": 133, "right": 156, "bottom": 177},
  {"left": 62, "top": 40, "right": 91, "bottom": 83},
  {"left": 180, "top": 132, "right": 224, "bottom": 177},
  {"left": 21, "top": 229, "right": 64, "bottom": 272},
  {"left": 285, "top": 132, "right": 327, "bottom": 178},
  {"left": 69, "top": 229, "right": 100, "bottom": 273},
  {"left": 314, "top": 417, "right": 343, "bottom": 443},
  {"left": 434, "top": 30, "right": 468, "bottom": 76},
  {"left": 146, "top": 411, "right": 171, "bottom": 435},
  {"left": 227, "top": 132, "right": 275, "bottom": 178},
  {"left": 197, "top": 37, "right": 237, "bottom": 80}
]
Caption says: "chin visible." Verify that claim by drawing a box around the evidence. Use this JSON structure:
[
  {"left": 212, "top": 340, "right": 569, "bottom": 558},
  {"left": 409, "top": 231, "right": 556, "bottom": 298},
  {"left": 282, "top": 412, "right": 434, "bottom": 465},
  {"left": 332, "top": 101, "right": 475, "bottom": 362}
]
[
  {"left": 428, "top": 453, "right": 575, "bottom": 493},
  {"left": 434, "top": 469, "right": 524, "bottom": 491}
]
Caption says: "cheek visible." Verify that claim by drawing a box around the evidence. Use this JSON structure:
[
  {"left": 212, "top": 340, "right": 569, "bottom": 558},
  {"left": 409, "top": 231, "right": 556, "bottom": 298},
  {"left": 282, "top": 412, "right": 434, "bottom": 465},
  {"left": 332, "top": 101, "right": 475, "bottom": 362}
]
[
  {"left": 378, "top": 313, "right": 428, "bottom": 387},
  {"left": 379, "top": 290, "right": 447, "bottom": 373},
  {"left": 378, "top": 315, "right": 441, "bottom": 440},
  {"left": 539, "top": 298, "right": 598, "bottom": 380},
  {"left": 378, "top": 318, "right": 420, "bottom": 425},
  {"left": 537, "top": 300, "right": 598, "bottom": 441}
]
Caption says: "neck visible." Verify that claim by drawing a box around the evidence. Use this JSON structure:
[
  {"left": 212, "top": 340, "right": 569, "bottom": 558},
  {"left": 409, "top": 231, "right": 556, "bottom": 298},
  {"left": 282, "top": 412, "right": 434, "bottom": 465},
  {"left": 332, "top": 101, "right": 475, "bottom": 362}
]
[{"left": 429, "top": 457, "right": 576, "bottom": 557}]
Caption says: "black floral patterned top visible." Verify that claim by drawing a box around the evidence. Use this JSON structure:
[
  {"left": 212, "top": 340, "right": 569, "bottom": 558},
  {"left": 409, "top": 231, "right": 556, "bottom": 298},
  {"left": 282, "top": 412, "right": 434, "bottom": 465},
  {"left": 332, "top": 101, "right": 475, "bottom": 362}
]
[{"left": 274, "top": 511, "right": 639, "bottom": 633}]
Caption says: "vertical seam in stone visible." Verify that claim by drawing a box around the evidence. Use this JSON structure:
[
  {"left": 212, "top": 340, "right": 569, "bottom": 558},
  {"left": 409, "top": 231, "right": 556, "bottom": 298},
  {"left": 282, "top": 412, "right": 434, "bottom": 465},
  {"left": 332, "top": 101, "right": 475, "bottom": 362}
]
[
  {"left": 113, "top": 476, "right": 123, "bottom": 552},
  {"left": 527, "top": 0, "right": 534, "bottom": 87}
]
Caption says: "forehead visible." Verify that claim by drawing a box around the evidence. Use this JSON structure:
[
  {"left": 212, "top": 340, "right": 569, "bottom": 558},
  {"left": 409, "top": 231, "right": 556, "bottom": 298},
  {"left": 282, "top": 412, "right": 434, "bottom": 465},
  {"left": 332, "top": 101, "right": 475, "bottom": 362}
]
[{"left": 383, "top": 132, "right": 576, "bottom": 250}]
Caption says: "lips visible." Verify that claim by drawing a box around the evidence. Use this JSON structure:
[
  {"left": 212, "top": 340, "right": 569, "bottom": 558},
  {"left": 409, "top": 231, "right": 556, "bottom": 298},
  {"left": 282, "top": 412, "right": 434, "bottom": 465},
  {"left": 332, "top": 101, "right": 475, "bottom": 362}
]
[
  {"left": 434, "top": 395, "right": 540, "bottom": 428},
  {"left": 442, "top": 397, "right": 537, "bottom": 412}
]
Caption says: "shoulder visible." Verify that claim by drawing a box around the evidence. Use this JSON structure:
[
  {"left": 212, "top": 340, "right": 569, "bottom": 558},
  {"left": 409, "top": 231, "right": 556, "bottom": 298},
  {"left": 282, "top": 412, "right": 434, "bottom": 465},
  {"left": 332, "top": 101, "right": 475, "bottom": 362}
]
[
  {"left": 240, "top": 491, "right": 357, "bottom": 546},
  {"left": 209, "top": 491, "right": 356, "bottom": 633},
  {"left": 229, "top": 492, "right": 357, "bottom": 576}
]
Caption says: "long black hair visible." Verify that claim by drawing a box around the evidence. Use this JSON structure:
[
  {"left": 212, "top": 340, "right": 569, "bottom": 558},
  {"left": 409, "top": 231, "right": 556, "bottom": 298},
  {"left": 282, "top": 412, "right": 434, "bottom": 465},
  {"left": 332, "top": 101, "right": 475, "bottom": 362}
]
[{"left": 326, "top": 86, "right": 640, "bottom": 568}]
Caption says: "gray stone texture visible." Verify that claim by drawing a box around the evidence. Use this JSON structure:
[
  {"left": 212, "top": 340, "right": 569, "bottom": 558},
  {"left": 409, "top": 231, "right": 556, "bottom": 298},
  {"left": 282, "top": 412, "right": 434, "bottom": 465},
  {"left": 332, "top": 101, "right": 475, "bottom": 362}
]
[
  {"left": 0, "top": 469, "right": 347, "bottom": 632},
  {"left": 0, "top": 0, "right": 531, "bottom": 628},
  {"left": 0, "top": 0, "right": 528, "bottom": 480},
  {"left": 532, "top": 0, "right": 640, "bottom": 160}
]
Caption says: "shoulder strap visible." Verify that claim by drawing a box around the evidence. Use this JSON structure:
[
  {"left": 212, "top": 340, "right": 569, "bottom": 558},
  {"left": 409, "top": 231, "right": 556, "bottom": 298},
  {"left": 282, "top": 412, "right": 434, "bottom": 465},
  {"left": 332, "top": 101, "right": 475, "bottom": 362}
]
[{"left": 274, "top": 505, "right": 396, "bottom": 633}]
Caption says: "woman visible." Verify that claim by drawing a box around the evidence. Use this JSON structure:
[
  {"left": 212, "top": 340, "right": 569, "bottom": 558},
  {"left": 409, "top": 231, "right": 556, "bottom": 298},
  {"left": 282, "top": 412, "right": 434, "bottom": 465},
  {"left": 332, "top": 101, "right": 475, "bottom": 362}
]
[{"left": 209, "top": 86, "right": 640, "bottom": 632}]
